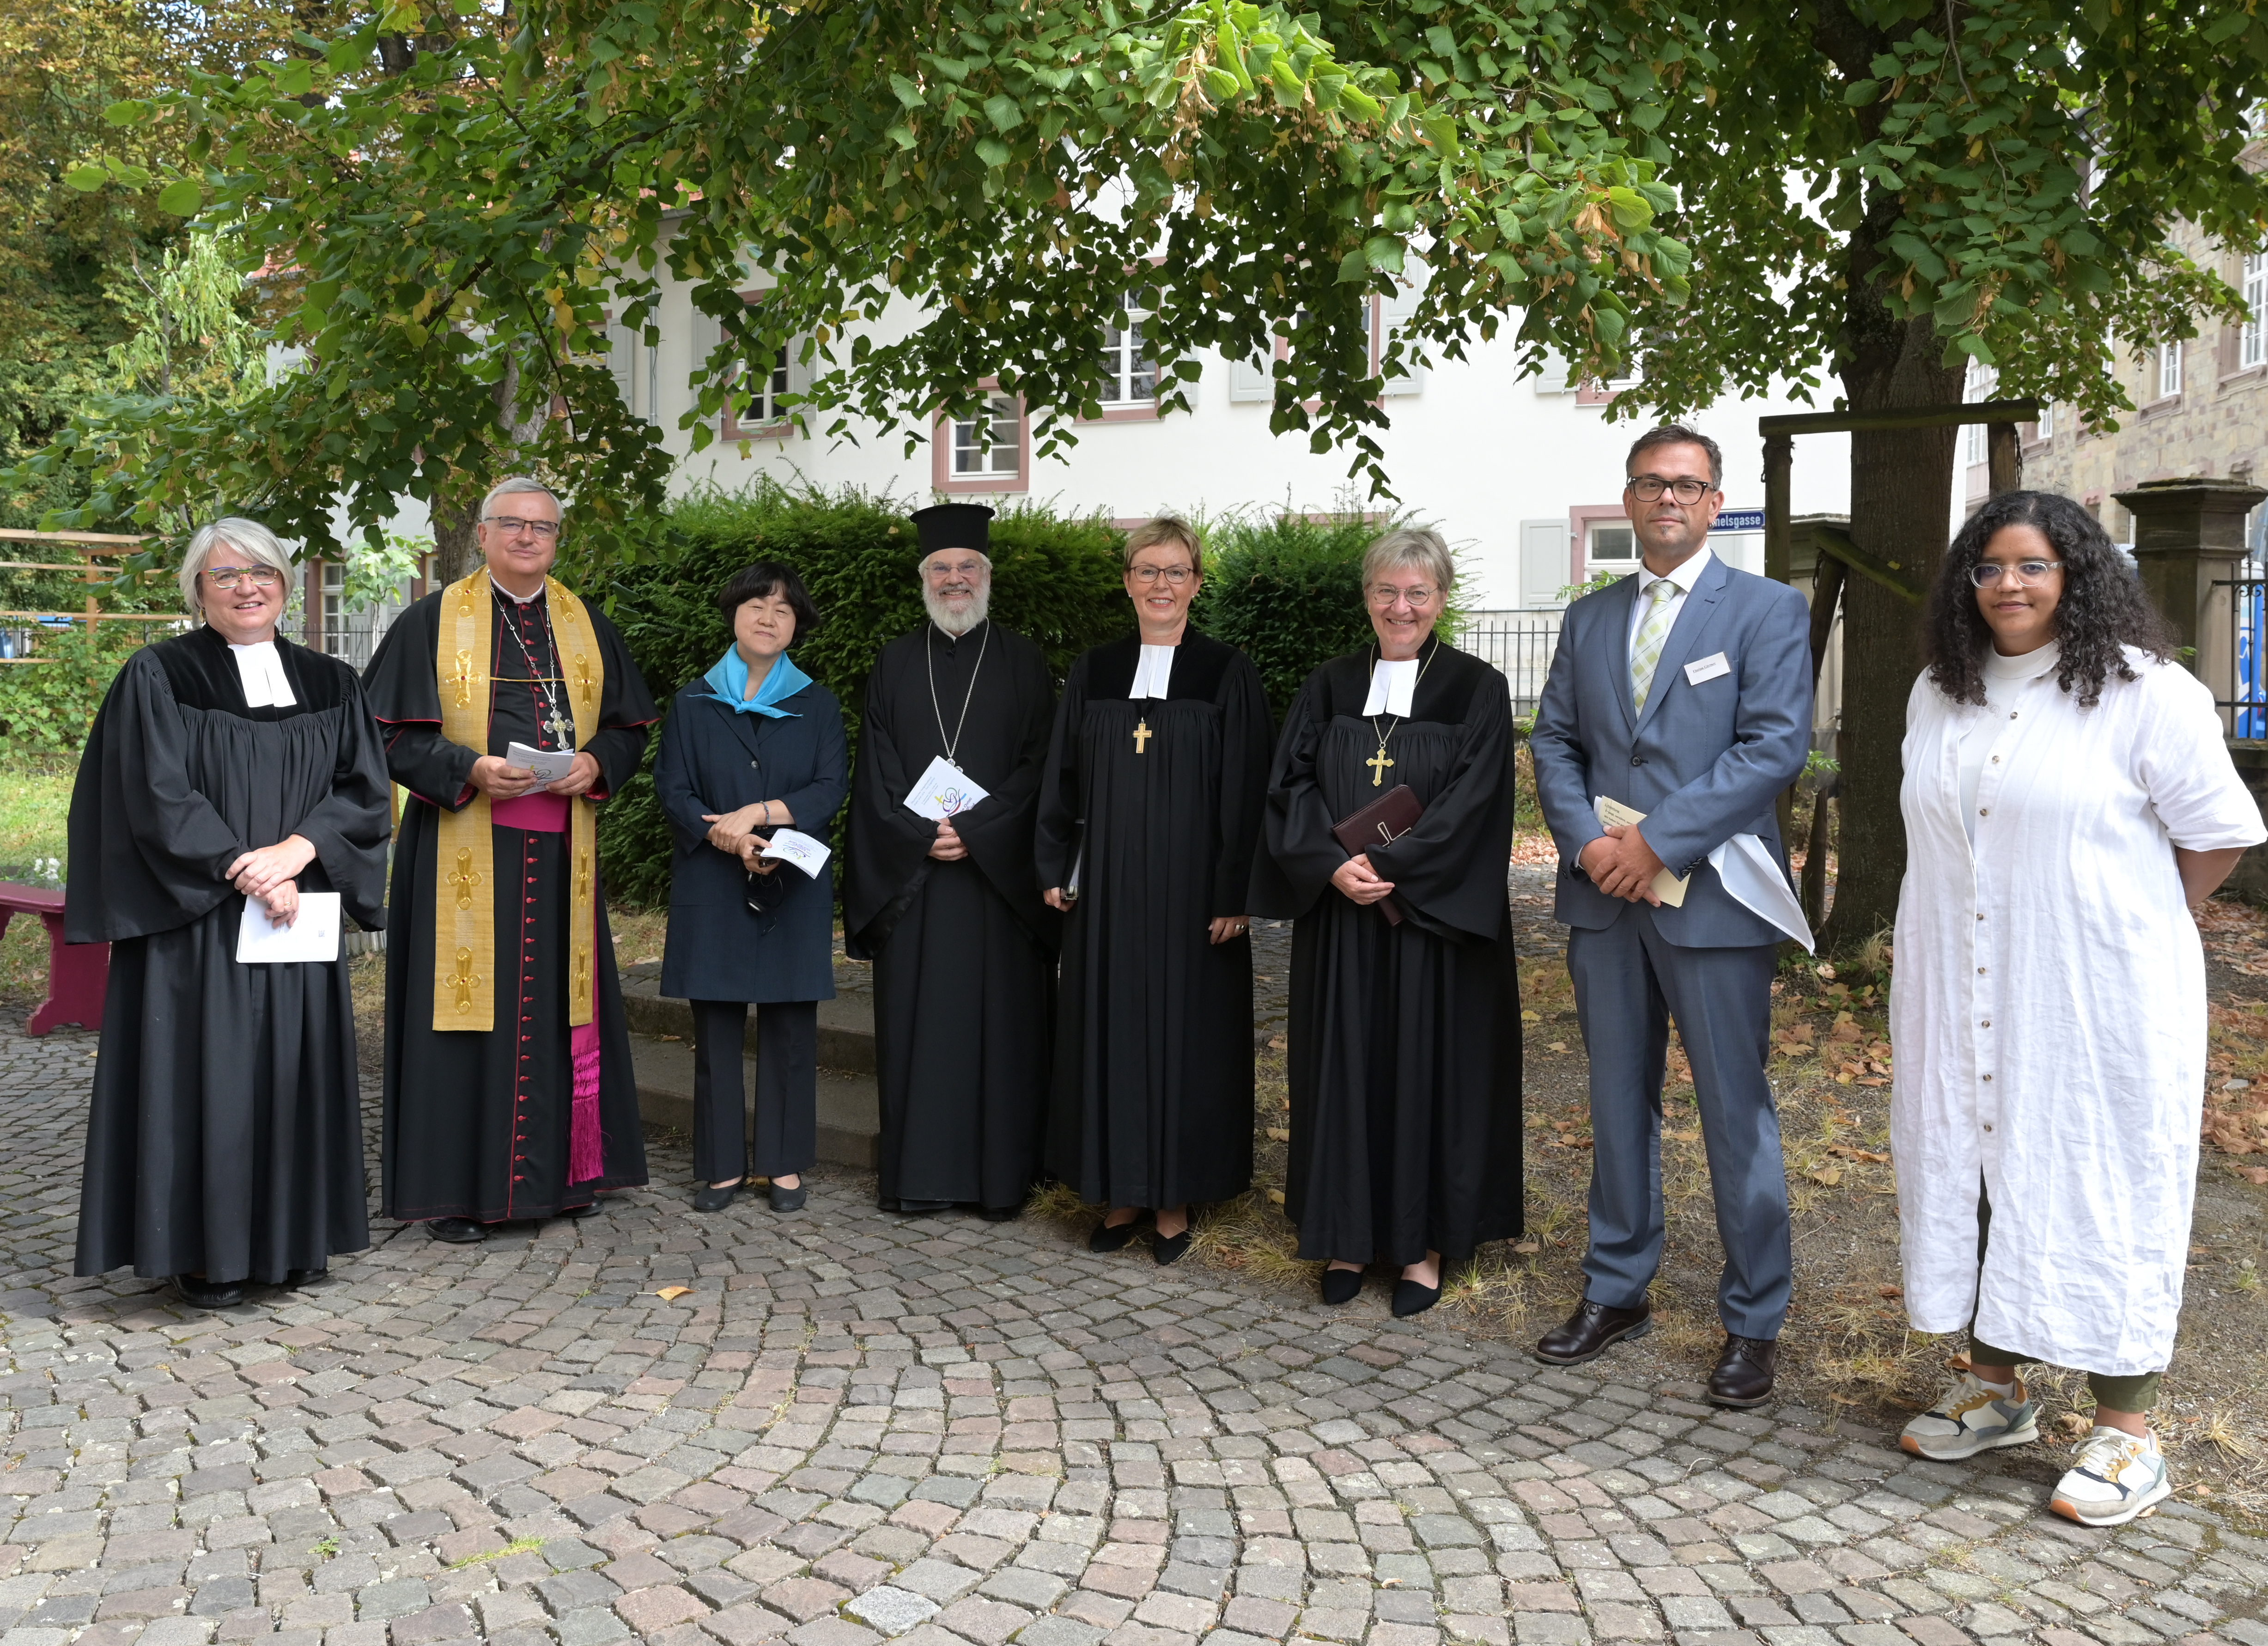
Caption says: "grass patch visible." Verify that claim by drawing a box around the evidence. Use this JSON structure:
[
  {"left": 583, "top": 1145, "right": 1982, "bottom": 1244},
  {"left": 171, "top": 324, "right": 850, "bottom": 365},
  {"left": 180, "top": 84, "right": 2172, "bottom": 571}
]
[
  {"left": 0, "top": 756, "right": 73, "bottom": 874},
  {"left": 448, "top": 1536, "right": 545, "bottom": 1570}
]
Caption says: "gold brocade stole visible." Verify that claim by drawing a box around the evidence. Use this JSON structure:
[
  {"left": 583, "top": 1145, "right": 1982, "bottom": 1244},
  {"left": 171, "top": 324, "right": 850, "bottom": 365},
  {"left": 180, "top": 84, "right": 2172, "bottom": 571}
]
[{"left": 432, "top": 567, "right": 604, "bottom": 1032}]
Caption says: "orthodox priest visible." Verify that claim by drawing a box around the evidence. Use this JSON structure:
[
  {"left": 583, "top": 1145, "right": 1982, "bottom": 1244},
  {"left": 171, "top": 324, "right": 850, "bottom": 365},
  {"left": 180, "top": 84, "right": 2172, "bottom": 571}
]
[
  {"left": 844, "top": 504, "right": 1059, "bottom": 1218},
  {"left": 1035, "top": 516, "right": 1272, "bottom": 1264},
  {"left": 1253, "top": 528, "right": 1522, "bottom": 1319},
  {"left": 364, "top": 477, "right": 659, "bottom": 1242}
]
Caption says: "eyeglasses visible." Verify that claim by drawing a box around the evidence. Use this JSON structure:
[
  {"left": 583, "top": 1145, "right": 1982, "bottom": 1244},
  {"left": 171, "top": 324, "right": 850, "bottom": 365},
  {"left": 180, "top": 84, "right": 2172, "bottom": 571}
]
[
  {"left": 1129, "top": 564, "right": 1194, "bottom": 585},
  {"left": 202, "top": 565, "right": 283, "bottom": 591},
  {"left": 1970, "top": 559, "right": 2064, "bottom": 587},
  {"left": 1368, "top": 585, "right": 1440, "bottom": 607},
  {"left": 1626, "top": 476, "right": 1716, "bottom": 504},
  {"left": 483, "top": 516, "right": 560, "bottom": 540}
]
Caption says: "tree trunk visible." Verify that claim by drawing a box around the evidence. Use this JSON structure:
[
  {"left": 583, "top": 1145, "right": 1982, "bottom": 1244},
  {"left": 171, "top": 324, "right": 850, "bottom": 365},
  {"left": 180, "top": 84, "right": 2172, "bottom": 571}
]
[
  {"left": 1818, "top": 318, "right": 1964, "bottom": 954},
  {"left": 431, "top": 499, "right": 480, "bottom": 585}
]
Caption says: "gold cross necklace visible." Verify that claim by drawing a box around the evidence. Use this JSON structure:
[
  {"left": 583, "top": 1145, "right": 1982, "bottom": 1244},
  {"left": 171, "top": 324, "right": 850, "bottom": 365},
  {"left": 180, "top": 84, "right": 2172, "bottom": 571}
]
[{"left": 1365, "top": 638, "right": 1440, "bottom": 787}]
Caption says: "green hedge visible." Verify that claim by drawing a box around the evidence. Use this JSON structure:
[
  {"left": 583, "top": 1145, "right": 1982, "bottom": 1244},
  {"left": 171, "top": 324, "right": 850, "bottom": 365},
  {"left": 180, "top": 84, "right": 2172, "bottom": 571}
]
[
  {"left": 582, "top": 480, "right": 1132, "bottom": 907},
  {"left": 0, "top": 623, "right": 152, "bottom": 754}
]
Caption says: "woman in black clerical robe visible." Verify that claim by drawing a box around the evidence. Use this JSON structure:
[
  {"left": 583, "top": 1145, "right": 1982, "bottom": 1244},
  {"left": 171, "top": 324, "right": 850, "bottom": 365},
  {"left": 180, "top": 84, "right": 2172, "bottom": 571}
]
[
  {"left": 1035, "top": 516, "right": 1271, "bottom": 1264},
  {"left": 1253, "top": 527, "right": 1522, "bottom": 1318},
  {"left": 68, "top": 518, "right": 393, "bottom": 1309}
]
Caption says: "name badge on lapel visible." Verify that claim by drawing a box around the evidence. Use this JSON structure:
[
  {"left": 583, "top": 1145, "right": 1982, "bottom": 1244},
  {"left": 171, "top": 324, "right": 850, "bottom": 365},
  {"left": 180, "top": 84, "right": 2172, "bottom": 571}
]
[{"left": 1684, "top": 651, "right": 1731, "bottom": 686}]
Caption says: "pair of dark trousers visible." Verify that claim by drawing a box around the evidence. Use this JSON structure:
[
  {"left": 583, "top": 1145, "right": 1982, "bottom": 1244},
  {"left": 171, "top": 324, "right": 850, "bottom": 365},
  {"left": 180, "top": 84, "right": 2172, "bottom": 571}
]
[
  {"left": 690, "top": 999, "right": 816, "bottom": 1185},
  {"left": 1968, "top": 1184, "right": 2162, "bottom": 1412},
  {"left": 1567, "top": 905, "right": 1791, "bottom": 1339}
]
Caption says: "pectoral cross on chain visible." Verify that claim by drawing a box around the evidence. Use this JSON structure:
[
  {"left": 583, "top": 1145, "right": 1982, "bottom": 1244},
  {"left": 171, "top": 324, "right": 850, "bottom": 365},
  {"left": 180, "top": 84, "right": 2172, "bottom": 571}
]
[
  {"left": 1132, "top": 719, "right": 1153, "bottom": 754},
  {"left": 1366, "top": 748, "right": 1394, "bottom": 786},
  {"left": 546, "top": 711, "right": 575, "bottom": 745}
]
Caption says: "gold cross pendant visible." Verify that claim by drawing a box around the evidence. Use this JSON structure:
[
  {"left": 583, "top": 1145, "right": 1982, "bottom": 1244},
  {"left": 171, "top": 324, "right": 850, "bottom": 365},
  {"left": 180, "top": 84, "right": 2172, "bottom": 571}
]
[
  {"left": 1366, "top": 748, "right": 1394, "bottom": 786},
  {"left": 1132, "top": 719, "right": 1153, "bottom": 754}
]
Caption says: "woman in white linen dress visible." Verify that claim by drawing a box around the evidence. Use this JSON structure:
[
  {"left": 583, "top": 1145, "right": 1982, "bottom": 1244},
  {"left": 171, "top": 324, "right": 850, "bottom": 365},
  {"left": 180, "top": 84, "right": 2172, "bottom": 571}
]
[{"left": 1891, "top": 489, "right": 2261, "bottom": 1526}]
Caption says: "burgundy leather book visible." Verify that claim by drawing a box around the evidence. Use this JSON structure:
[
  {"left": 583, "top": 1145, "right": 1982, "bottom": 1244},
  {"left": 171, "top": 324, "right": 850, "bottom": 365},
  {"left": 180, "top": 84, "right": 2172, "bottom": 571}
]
[{"left": 1332, "top": 783, "right": 1424, "bottom": 926}]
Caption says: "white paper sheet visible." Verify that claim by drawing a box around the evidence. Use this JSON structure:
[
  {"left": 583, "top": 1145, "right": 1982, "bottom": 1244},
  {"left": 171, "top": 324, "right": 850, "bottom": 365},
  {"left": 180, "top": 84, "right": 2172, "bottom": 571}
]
[
  {"left": 504, "top": 741, "right": 575, "bottom": 786},
  {"left": 1588, "top": 795, "right": 1814, "bottom": 949},
  {"left": 236, "top": 892, "right": 341, "bottom": 964},
  {"left": 905, "top": 755, "right": 991, "bottom": 821},
  {"left": 759, "top": 828, "right": 831, "bottom": 878}
]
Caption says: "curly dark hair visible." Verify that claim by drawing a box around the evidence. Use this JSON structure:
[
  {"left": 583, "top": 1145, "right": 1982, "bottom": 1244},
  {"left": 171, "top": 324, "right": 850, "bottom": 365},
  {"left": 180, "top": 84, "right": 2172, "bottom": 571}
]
[{"left": 1923, "top": 489, "right": 2174, "bottom": 709}]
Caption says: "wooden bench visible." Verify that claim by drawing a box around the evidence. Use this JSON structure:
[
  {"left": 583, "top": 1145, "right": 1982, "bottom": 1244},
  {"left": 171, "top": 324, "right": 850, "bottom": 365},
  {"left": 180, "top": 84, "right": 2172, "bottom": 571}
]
[{"left": 0, "top": 882, "right": 108, "bottom": 1035}]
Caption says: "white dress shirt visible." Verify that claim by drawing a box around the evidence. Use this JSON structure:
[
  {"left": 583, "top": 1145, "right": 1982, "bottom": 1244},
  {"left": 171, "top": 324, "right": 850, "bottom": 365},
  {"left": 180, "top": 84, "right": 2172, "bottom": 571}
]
[
  {"left": 1624, "top": 543, "right": 1715, "bottom": 660},
  {"left": 1130, "top": 644, "right": 1175, "bottom": 699},
  {"left": 228, "top": 640, "right": 296, "bottom": 708}
]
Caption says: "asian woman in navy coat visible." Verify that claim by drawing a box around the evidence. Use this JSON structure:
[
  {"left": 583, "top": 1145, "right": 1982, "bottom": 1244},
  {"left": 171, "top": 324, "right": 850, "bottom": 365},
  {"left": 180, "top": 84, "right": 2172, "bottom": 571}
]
[{"left": 654, "top": 562, "right": 848, "bottom": 1213}]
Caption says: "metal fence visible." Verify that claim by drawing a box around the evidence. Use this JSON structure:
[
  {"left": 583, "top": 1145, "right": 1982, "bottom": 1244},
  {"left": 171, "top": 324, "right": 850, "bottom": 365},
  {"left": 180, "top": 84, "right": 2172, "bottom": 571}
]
[
  {"left": 2224, "top": 576, "right": 2268, "bottom": 739},
  {"left": 1453, "top": 610, "right": 1563, "bottom": 713}
]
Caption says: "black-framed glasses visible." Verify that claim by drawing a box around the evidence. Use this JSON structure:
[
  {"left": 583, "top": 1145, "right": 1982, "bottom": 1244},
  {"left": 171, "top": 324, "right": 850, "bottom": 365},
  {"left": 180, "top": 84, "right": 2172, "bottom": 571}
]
[
  {"left": 483, "top": 515, "right": 560, "bottom": 539},
  {"left": 1970, "top": 560, "right": 2064, "bottom": 587},
  {"left": 1626, "top": 476, "right": 1715, "bottom": 504},
  {"left": 202, "top": 565, "right": 283, "bottom": 590}
]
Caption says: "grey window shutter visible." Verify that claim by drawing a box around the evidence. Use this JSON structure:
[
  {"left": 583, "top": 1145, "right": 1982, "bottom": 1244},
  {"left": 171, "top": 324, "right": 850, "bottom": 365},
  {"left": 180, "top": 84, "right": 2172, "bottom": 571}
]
[
  {"left": 1519, "top": 520, "right": 1573, "bottom": 609},
  {"left": 605, "top": 322, "right": 635, "bottom": 410},
  {"left": 1228, "top": 353, "right": 1273, "bottom": 403},
  {"left": 1532, "top": 346, "right": 1579, "bottom": 394},
  {"left": 1377, "top": 279, "right": 1426, "bottom": 397}
]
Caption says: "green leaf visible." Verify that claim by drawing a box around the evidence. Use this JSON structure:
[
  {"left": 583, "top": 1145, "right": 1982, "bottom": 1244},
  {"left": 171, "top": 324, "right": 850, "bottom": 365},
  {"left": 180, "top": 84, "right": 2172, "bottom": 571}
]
[
  {"left": 102, "top": 99, "right": 152, "bottom": 127},
  {"left": 889, "top": 73, "right": 926, "bottom": 109},
  {"left": 1363, "top": 235, "right": 1405, "bottom": 274},
  {"left": 1843, "top": 79, "right": 1880, "bottom": 105},
  {"left": 63, "top": 163, "right": 107, "bottom": 192},
  {"left": 974, "top": 136, "right": 1012, "bottom": 167},
  {"left": 156, "top": 178, "right": 203, "bottom": 216},
  {"left": 274, "top": 58, "right": 314, "bottom": 97},
  {"left": 984, "top": 93, "right": 1023, "bottom": 132},
  {"left": 1605, "top": 186, "right": 1653, "bottom": 230}
]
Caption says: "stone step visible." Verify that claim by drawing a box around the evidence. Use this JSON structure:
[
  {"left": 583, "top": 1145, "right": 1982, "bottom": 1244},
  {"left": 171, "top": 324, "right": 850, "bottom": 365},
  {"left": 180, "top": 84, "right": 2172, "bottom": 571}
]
[
  {"left": 617, "top": 958, "right": 877, "bottom": 1073},
  {"left": 626, "top": 1030, "right": 881, "bottom": 1170}
]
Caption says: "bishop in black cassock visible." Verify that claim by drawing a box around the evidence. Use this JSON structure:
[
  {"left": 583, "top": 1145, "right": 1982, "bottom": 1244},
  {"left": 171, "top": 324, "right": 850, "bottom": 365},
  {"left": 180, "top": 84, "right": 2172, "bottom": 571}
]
[
  {"left": 362, "top": 485, "right": 658, "bottom": 1239},
  {"left": 844, "top": 505, "right": 1059, "bottom": 1217},
  {"left": 69, "top": 525, "right": 393, "bottom": 1305},
  {"left": 1253, "top": 532, "right": 1522, "bottom": 1317},
  {"left": 1034, "top": 518, "right": 1271, "bottom": 1260}
]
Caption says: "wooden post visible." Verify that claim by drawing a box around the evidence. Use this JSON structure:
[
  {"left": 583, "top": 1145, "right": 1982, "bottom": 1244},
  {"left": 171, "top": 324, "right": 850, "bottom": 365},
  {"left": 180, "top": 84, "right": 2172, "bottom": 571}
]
[
  {"left": 1986, "top": 421, "right": 2022, "bottom": 494},
  {"left": 1763, "top": 432, "right": 1793, "bottom": 585}
]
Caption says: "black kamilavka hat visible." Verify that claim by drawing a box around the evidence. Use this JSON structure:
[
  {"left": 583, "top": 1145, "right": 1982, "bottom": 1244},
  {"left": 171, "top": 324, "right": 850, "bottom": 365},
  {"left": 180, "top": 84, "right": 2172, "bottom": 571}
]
[{"left": 911, "top": 503, "right": 995, "bottom": 557}]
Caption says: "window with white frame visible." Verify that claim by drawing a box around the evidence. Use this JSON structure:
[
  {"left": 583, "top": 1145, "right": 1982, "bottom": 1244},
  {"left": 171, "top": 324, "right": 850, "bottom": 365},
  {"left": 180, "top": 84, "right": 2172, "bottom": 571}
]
[
  {"left": 1100, "top": 290, "right": 1157, "bottom": 404},
  {"left": 1963, "top": 360, "right": 1994, "bottom": 464},
  {"left": 2244, "top": 254, "right": 2268, "bottom": 370},
  {"left": 952, "top": 395, "right": 1022, "bottom": 476},
  {"left": 2157, "top": 340, "right": 2183, "bottom": 399},
  {"left": 735, "top": 344, "right": 791, "bottom": 427},
  {"left": 1587, "top": 523, "right": 1636, "bottom": 566},
  {"left": 2035, "top": 402, "right": 2055, "bottom": 439},
  {"left": 321, "top": 562, "right": 347, "bottom": 655}
]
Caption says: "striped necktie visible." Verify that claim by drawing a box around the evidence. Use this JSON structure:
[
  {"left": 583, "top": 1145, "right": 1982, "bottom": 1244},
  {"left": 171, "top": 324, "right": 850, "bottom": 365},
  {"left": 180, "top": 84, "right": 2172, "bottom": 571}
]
[{"left": 1630, "top": 576, "right": 1679, "bottom": 712}]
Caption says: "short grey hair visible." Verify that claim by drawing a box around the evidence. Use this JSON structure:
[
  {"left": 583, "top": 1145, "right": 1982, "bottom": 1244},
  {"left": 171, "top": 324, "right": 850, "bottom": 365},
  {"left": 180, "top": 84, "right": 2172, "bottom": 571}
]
[
  {"left": 1362, "top": 527, "right": 1455, "bottom": 596},
  {"left": 181, "top": 517, "right": 294, "bottom": 614},
  {"left": 480, "top": 476, "right": 562, "bottom": 519}
]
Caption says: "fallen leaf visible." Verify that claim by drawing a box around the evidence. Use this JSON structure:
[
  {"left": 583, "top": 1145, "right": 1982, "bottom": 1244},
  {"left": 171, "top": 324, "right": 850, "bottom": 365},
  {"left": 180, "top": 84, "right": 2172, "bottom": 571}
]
[
  {"left": 1268, "top": 1036, "right": 1287, "bottom": 1051},
  {"left": 1828, "top": 1145, "right": 1891, "bottom": 1163},
  {"left": 1513, "top": 1240, "right": 1540, "bottom": 1254},
  {"left": 1546, "top": 1040, "right": 1568, "bottom": 1053},
  {"left": 1265, "top": 1127, "right": 1290, "bottom": 1142},
  {"left": 2243, "top": 1166, "right": 2268, "bottom": 1185},
  {"left": 655, "top": 1286, "right": 693, "bottom": 1301},
  {"left": 1877, "top": 1283, "right": 1903, "bottom": 1299},
  {"left": 1266, "top": 1188, "right": 1285, "bottom": 1205},
  {"left": 1808, "top": 1165, "right": 1843, "bottom": 1185},
  {"left": 1521, "top": 1009, "right": 1540, "bottom": 1023},
  {"left": 1835, "top": 1072, "right": 1854, "bottom": 1085},
  {"left": 1667, "top": 1128, "right": 1700, "bottom": 1142}
]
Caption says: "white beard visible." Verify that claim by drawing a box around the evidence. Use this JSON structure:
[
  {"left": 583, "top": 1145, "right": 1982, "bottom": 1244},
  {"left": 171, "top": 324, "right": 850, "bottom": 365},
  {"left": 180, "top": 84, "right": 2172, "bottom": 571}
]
[{"left": 924, "top": 585, "right": 990, "bottom": 637}]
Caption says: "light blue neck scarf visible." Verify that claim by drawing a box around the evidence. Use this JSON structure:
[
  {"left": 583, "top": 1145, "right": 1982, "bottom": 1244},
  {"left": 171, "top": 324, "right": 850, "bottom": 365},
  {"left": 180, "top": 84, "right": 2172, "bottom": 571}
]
[{"left": 704, "top": 646, "right": 811, "bottom": 717}]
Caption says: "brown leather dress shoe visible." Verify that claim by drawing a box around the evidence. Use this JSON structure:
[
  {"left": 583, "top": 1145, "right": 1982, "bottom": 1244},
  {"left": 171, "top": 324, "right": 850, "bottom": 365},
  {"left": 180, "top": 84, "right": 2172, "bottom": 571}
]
[
  {"left": 1535, "top": 1298, "right": 1652, "bottom": 1366},
  {"left": 1708, "top": 1335, "right": 1778, "bottom": 1407}
]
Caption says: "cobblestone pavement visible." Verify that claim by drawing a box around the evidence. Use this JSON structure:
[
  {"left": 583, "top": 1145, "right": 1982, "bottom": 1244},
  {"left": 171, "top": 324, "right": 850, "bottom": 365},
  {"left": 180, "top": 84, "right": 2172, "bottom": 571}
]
[{"left": 3, "top": 1014, "right": 2265, "bottom": 1646}]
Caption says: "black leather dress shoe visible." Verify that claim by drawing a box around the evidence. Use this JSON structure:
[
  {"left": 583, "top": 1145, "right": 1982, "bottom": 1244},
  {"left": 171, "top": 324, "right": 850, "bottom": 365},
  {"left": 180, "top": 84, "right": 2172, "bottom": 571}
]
[
  {"left": 1708, "top": 1335, "right": 1778, "bottom": 1407},
  {"left": 426, "top": 1217, "right": 486, "bottom": 1244},
  {"left": 692, "top": 1183, "right": 739, "bottom": 1213},
  {"left": 174, "top": 1274, "right": 244, "bottom": 1308},
  {"left": 889, "top": 1198, "right": 953, "bottom": 1215},
  {"left": 979, "top": 1205, "right": 1020, "bottom": 1223},
  {"left": 1535, "top": 1298, "right": 1653, "bottom": 1365},
  {"left": 1391, "top": 1279, "right": 1441, "bottom": 1318},
  {"left": 768, "top": 1181, "right": 808, "bottom": 1212},
  {"left": 1152, "top": 1229, "right": 1192, "bottom": 1266},
  {"left": 561, "top": 1200, "right": 601, "bottom": 1218},
  {"left": 1320, "top": 1267, "right": 1364, "bottom": 1306},
  {"left": 285, "top": 1267, "right": 326, "bottom": 1288},
  {"left": 1088, "top": 1217, "right": 1144, "bottom": 1253}
]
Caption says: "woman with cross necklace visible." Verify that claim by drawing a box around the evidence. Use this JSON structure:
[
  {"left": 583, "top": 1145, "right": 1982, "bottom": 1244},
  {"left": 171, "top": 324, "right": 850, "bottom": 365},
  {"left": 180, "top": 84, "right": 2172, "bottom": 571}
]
[
  {"left": 1035, "top": 517, "right": 1273, "bottom": 1264},
  {"left": 1252, "top": 527, "right": 1524, "bottom": 1317}
]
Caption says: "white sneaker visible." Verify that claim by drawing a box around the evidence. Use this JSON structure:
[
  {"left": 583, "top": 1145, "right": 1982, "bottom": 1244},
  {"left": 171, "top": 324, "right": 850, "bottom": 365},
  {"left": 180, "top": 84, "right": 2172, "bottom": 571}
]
[
  {"left": 2051, "top": 1426, "right": 2172, "bottom": 1527},
  {"left": 1899, "top": 1369, "right": 2041, "bottom": 1460}
]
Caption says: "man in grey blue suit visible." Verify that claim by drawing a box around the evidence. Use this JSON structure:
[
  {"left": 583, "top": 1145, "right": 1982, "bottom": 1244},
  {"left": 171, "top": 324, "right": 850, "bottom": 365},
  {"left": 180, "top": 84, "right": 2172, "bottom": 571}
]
[{"left": 1529, "top": 424, "right": 1813, "bottom": 1407}]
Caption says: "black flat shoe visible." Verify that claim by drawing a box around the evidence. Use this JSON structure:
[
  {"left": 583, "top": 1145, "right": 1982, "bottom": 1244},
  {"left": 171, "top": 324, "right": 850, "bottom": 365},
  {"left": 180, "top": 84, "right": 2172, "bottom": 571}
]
[
  {"left": 1152, "top": 1229, "right": 1192, "bottom": 1266},
  {"left": 1320, "top": 1268, "right": 1364, "bottom": 1306},
  {"left": 769, "top": 1181, "right": 808, "bottom": 1212},
  {"left": 692, "top": 1183, "right": 738, "bottom": 1213},
  {"left": 426, "top": 1217, "right": 486, "bottom": 1245},
  {"left": 1088, "top": 1217, "right": 1144, "bottom": 1253},
  {"left": 1391, "top": 1279, "right": 1441, "bottom": 1318},
  {"left": 1535, "top": 1297, "right": 1652, "bottom": 1365},
  {"left": 979, "top": 1206, "right": 1020, "bottom": 1223},
  {"left": 175, "top": 1274, "right": 245, "bottom": 1308},
  {"left": 561, "top": 1200, "right": 601, "bottom": 1218},
  {"left": 285, "top": 1268, "right": 326, "bottom": 1288}
]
